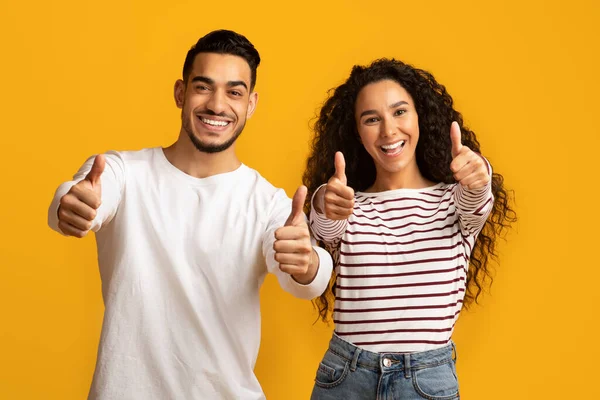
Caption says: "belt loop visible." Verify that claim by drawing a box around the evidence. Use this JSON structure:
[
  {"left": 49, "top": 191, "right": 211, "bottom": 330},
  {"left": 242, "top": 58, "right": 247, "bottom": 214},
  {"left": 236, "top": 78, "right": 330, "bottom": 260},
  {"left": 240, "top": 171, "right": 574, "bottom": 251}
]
[
  {"left": 404, "top": 353, "right": 411, "bottom": 378},
  {"left": 350, "top": 348, "right": 362, "bottom": 372}
]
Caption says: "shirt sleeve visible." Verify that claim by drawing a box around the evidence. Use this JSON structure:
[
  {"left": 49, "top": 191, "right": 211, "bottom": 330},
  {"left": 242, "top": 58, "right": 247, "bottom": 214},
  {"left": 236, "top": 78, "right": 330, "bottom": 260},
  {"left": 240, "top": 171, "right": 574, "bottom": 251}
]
[
  {"left": 47, "top": 151, "right": 126, "bottom": 235},
  {"left": 308, "top": 184, "right": 348, "bottom": 245},
  {"left": 262, "top": 189, "right": 333, "bottom": 300},
  {"left": 452, "top": 157, "right": 494, "bottom": 237}
]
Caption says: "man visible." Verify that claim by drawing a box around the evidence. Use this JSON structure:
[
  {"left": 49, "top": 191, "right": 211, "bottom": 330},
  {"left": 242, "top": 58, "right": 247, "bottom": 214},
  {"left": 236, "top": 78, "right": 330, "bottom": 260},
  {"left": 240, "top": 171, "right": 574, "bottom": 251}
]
[{"left": 47, "top": 30, "right": 333, "bottom": 400}]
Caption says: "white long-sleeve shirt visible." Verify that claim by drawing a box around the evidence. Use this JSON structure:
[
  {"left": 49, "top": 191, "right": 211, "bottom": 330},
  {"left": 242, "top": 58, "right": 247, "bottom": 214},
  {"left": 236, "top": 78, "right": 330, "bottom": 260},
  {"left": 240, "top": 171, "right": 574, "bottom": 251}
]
[
  {"left": 48, "top": 147, "right": 333, "bottom": 400},
  {"left": 310, "top": 179, "right": 493, "bottom": 353}
]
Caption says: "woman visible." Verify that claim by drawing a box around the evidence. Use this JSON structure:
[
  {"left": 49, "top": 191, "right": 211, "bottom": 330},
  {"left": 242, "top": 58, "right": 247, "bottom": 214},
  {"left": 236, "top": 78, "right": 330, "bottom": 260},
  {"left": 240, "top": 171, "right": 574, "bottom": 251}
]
[{"left": 303, "top": 58, "right": 516, "bottom": 399}]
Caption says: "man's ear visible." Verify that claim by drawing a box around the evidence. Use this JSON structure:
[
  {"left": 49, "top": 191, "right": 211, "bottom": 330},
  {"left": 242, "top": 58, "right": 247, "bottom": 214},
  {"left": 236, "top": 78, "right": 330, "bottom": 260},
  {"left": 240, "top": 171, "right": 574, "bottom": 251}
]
[
  {"left": 174, "top": 79, "right": 185, "bottom": 109},
  {"left": 246, "top": 91, "right": 258, "bottom": 119}
]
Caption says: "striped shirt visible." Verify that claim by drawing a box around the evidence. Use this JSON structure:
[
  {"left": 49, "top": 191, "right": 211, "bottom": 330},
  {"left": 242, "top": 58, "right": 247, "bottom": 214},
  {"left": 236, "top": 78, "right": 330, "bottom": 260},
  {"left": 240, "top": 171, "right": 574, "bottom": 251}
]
[{"left": 310, "top": 180, "right": 494, "bottom": 353}]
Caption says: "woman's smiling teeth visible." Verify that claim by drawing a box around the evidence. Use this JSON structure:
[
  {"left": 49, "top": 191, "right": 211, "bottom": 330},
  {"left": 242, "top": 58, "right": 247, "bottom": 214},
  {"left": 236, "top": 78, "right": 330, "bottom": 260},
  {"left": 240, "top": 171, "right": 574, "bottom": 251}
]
[{"left": 380, "top": 140, "right": 405, "bottom": 155}]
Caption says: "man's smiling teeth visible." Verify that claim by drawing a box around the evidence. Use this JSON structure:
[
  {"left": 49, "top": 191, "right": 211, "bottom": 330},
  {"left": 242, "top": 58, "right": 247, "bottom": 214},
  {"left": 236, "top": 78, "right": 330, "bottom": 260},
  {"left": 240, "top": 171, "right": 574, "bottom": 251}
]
[
  {"left": 381, "top": 140, "right": 405, "bottom": 153},
  {"left": 201, "top": 117, "right": 229, "bottom": 126}
]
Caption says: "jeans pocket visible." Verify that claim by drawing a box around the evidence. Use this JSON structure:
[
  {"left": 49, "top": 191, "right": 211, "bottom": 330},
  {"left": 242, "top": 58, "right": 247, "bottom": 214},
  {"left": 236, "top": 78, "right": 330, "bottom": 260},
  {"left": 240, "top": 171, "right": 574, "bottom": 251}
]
[
  {"left": 314, "top": 350, "right": 350, "bottom": 389},
  {"left": 412, "top": 360, "right": 459, "bottom": 400}
]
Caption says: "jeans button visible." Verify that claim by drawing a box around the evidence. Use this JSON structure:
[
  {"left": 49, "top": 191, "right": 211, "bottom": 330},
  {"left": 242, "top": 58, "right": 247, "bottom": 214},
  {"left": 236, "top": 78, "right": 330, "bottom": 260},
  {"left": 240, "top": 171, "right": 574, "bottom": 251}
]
[{"left": 383, "top": 358, "right": 391, "bottom": 367}]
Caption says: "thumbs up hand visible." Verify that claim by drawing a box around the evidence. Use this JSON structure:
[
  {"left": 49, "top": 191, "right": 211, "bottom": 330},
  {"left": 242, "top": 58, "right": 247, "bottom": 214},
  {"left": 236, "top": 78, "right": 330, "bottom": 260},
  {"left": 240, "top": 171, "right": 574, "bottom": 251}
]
[
  {"left": 315, "top": 152, "right": 355, "bottom": 220},
  {"left": 274, "top": 186, "right": 319, "bottom": 284},
  {"left": 57, "top": 154, "right": 105, "bottom": 238},
  {"left": 449, "top": 121, "right": 490, "bottom": 190}
]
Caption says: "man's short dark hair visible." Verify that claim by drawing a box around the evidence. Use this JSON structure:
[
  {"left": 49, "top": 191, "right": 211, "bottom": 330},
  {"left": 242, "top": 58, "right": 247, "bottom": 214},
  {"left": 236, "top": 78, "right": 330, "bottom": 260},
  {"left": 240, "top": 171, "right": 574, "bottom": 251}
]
[{"left": 182, "top": 30, "right": 261, "bottom": 90}]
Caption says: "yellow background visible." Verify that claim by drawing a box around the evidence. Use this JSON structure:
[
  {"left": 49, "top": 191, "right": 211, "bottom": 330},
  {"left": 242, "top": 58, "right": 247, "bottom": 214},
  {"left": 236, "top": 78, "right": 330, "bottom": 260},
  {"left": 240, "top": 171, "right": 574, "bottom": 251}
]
[{"left": 1, "top": 0, "right": 598, "bottom": 399}]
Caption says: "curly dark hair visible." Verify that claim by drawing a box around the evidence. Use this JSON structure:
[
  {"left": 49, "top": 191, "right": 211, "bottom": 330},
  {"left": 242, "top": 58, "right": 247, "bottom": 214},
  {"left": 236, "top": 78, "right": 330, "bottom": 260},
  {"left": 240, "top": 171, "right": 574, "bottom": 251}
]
[{"left": 303, "top": 58, "right": 517, "bottom": 323}]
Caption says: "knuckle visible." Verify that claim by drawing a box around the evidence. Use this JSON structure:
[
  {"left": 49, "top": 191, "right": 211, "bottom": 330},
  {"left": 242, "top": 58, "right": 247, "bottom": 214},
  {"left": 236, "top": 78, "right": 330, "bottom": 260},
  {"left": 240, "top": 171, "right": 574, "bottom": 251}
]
[
  {"left": 71, "top": 184, "right": 85, "bottom": 196},
  {"left": 58, "top": 207, "right": 67, "bottom": 219},
  {"left": 324, "top": 192, "right": 334, "bottom": 202},
  {"left": 59, "top": 195, "right": 72, "bottom": 207},
  {"left": 68, "top": 185, "right": 79, "bottom": 195}
]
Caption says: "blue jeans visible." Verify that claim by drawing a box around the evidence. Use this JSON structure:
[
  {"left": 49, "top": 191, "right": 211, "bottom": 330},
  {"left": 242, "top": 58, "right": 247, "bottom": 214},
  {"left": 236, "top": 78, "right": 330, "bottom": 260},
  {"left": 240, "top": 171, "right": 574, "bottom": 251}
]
[{"left": 310, "top": 334, "right": 460, "bottom": 400}]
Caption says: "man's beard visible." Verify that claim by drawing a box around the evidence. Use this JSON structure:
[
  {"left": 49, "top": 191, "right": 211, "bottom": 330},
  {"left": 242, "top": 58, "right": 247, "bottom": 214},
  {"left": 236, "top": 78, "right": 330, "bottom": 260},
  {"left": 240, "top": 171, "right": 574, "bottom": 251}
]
[{"left": 183, "top": 113, "right": 246, "bottom": 154}]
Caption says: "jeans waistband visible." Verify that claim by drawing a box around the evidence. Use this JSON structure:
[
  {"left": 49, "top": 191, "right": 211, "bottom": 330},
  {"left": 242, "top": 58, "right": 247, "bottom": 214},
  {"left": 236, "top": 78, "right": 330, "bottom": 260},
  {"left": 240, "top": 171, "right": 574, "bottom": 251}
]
[{"left": 327, "top": 333, "right": 456, "bottom": 372}]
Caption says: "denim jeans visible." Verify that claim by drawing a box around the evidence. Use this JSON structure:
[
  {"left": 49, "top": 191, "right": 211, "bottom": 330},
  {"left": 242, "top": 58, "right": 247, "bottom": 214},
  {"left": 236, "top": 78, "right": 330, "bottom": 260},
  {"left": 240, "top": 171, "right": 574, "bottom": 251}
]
[{"left": 310, "top": 334, "right": 460, "bottom": 400}]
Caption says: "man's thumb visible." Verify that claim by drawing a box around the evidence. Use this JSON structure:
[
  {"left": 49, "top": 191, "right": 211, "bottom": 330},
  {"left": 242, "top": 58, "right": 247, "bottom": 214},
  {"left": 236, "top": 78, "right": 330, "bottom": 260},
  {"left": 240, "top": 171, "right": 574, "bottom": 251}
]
[
  {"left": 285, "top": 186, "right": 308, "bottom": 226},
  {"left": 85, "top": 154, "right": 105, "bottom": 187}
]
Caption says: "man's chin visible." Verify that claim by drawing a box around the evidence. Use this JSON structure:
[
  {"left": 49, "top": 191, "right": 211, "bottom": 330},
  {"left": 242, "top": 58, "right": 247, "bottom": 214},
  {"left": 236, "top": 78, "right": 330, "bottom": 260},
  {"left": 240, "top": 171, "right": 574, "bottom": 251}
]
[
  {"left": 188, "top": 132, "right": 237, "bottom": 154},
  {"left": 183, "top": 118, "right": 245, "bottom": 154}
]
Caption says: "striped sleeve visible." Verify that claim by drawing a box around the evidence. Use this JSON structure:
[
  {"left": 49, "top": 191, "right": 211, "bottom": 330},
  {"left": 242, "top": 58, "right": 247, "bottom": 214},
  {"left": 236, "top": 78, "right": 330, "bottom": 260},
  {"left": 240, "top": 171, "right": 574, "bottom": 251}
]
[
  {"left": 453, "top": 158, "right": 494, "bottom": 237},
  {"left": 309, "top": 184, "right": 348, "bottom": 245}
]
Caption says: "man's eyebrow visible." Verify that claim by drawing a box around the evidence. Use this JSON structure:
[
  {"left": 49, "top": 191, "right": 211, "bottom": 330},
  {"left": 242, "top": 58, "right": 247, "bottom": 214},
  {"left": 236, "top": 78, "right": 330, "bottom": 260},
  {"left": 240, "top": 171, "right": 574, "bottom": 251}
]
[
  {"left": 226, "top": 80, "right": 248, "bottom": 90},
  {"left": 191, "top": 76, "right": 214, "bottom": 85},
  {"left": 190, "top": 76, "right": 248, "bottom": 91}
]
